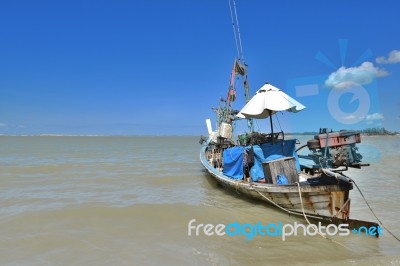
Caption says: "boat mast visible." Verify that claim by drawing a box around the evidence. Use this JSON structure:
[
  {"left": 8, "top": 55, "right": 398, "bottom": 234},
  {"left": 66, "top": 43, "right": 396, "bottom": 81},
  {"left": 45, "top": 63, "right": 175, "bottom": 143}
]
[{"left": 229, "top": 0, "right": 254, "bottom": 132}]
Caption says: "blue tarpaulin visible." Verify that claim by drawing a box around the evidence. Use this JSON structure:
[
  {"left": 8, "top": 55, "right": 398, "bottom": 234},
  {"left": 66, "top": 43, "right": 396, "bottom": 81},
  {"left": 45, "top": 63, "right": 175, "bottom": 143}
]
[
  {"left": 248, "top": 145, "right": 265, "bottom": 181},
  {"left": 261, "top": 139, "right": 300, "bottom": 171},
  {"left": 222, "top": 139, "right": 300, "bottom": 182},
  {"left": 222, "top": 146, "right": 245, "bottom": 179}
]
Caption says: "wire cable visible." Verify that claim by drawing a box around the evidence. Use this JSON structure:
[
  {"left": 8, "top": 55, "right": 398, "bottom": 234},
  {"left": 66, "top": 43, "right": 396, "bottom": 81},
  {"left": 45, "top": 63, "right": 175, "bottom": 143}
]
[
  {"left": 228, "top": 0, "right": 240, "bottom": 59},
  {"left": 348, "top": 176, "right": 400, "bottom": 242},
  {"left": 232, "top": 0, "right": 244, "bottom": 60}
]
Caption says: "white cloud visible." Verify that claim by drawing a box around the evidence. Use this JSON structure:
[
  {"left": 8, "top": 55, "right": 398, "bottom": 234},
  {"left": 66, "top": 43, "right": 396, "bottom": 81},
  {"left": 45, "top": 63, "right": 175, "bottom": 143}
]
[
  {"left": 365, "top": 113, "right": 384, "bottom": 121},
  {"left": 0, "top": 123, "right": 6, "bottom": 127},
  {"left": 376, "top": 50, "right": 400, "bottom": 64},
  {"left": 343, "top": 114, "right": 358, "bottom": 120},
  {"left": 324, "top": 61, "right": 389, "bottom": 89},
  {"left": 341, "top": 113, "right": 384, "bottom": 123}
]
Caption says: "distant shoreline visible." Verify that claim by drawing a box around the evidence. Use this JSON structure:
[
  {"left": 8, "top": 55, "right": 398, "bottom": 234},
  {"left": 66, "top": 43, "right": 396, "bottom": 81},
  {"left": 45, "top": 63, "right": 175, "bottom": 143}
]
[
  {"left": 288, "top": 128, "right": 399, "bottom": 136},
  {"left": 287, "top": 133, "right": 400, "bottom": 136},
  {"left": 0, "top": 128, "right": 399, "bottom": 137},
  {"left": 0, "top": 133, "right": 399, "bottom": 138},
  {"left": 0, "top": 134, "right": 198, "bottom": 137}
]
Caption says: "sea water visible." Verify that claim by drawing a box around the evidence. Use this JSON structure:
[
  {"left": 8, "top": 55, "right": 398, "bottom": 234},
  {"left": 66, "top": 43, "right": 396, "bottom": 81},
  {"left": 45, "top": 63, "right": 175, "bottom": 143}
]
[{"left": 0, "top": 135, "right": 399, "bottom": 265}]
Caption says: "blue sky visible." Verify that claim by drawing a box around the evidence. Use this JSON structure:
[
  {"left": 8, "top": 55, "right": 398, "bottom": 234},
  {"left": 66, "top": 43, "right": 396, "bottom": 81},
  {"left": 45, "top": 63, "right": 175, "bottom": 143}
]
[{"left": 0, "top": 0, "right": 399, "bottom": 135}]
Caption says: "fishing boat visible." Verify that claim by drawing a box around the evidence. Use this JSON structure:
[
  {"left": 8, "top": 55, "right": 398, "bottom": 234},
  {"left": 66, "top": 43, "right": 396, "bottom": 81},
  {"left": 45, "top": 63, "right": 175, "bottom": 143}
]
[
  {"left": 199, "top": 0, "right": 378, "bottom": 230},
  {"left": 199, "top": 70, "right": 364, "bottom": 221}
]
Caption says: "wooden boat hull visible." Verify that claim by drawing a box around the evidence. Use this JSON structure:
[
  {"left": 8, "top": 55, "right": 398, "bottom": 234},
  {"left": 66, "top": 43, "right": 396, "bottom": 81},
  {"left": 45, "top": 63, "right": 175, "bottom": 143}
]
[{"left": 200, "top": 145, "right": 351, "bottom": 221}]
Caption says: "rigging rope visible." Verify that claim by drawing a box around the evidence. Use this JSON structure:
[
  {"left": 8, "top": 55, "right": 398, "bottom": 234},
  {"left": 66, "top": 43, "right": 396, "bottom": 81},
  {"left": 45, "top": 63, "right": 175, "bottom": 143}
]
[
  {"left": 276, "top": 112, "right": 283, "bottom": 133},
  {"left": 228, "top": 0, "right": 240, "bottom": 59},
  {"left": 349, "top": 177, "right": 400, "bottom": 242},
  {"left": 252, "top": 185, "right": 298, "bottom": 216},
  {"left": 228, "top": 0, "right": 254, "bottom": 132},
  {"left": 295, "top": 182, "right": 352, "bottom": 250},
  {"left": 252, "top": 184, "right": 351, "bottom": 249},
  {"left": 228, "top": 0, "right": 245, "bottom": 61},
  {"left": 322, "top": 169, "right": 400, "bottom": 242},
  {"left": 232, "top": 0, "right": 244, "bottom": 60}
]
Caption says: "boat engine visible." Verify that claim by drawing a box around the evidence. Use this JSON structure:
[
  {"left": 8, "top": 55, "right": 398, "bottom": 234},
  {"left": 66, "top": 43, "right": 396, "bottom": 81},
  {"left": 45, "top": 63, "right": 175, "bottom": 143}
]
[{"left": 306, "top": 128, "right": 366, "bottom": 168}]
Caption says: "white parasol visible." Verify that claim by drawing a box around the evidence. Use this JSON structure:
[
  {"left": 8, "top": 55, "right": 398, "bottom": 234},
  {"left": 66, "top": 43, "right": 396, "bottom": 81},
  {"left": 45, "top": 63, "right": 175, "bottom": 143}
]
[
  {"left": 237, "top": 83, "right": 306, "bottom": 138},
  {"left": 237, "top": 83, "right": 305, "bottom": 119}
]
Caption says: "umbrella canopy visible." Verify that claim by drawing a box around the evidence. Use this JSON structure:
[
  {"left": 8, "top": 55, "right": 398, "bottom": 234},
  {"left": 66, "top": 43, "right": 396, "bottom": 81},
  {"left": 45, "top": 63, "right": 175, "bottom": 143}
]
[{"left": 237, "top": 83, "right": 306, "bottom": 119}]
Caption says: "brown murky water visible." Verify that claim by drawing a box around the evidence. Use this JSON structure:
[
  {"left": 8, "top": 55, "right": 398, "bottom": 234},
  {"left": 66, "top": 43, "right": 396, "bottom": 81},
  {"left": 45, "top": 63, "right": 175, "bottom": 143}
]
[{"left": 0, "top": 136, "right": 399, "bottom": 265}]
